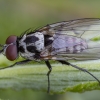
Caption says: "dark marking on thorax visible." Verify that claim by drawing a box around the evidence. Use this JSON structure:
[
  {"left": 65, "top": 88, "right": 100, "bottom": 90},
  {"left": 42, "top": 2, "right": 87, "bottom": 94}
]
[
  {"left": 24, "top": 36, "right": 39, "bottom": 44},
  {"left": 44, "top": 35, "right": 53, "bottom": 46}
]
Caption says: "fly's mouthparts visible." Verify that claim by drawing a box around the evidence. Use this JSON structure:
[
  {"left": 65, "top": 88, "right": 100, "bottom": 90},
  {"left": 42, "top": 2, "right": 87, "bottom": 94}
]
[
  {"left": 0, "top": 44, "right": 4, "bottom": 47},
  {"left": 0, "top": 44, "right": 5, "bottom": 53}
]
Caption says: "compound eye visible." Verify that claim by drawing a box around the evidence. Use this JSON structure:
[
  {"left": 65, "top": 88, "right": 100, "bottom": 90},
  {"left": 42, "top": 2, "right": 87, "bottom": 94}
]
[{"left": 5, "top": 35, "right": 18, "bottom": 61}]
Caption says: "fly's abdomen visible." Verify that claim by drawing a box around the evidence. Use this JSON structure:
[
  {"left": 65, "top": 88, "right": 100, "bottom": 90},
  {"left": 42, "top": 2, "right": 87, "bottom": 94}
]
[{"left": 52, "top": 35, "right": 88, "bottom": 54}]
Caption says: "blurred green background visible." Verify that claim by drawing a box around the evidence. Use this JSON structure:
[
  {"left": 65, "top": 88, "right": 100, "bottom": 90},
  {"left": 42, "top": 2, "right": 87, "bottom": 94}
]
[{"left": 0, "top": 0, "right": 100, "bottom": 100}]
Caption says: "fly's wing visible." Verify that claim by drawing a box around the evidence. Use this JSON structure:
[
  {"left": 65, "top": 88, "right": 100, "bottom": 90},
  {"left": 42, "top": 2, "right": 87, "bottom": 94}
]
[
  {"left": 40, "top": 18, "right": 100, "bottom": 40},
  {"left": 40, "top": 18, "right": 100, "bottom": 60}
]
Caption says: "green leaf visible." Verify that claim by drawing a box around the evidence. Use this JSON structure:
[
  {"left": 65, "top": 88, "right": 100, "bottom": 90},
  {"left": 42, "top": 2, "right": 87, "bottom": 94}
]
[{"left": 0, "top": 55, "right": 100, "bottom": 94}]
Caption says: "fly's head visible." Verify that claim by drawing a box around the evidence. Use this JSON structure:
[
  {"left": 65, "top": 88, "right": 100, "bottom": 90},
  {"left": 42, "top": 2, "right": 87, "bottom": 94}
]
[{"left": 0, "top": 35, "right": 18, "bottom": 61}]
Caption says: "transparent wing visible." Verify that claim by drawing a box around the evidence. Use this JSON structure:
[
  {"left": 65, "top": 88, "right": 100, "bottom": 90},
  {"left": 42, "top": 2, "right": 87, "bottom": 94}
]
[
  {"left": 40, "top": 18, "right": 100, "bottom": 39},
  {"left": 40, "top": 18, "right": 100, "bottom": 60},
  {"left": 50, "top": 35, "right": 100, "bottom": 61}
]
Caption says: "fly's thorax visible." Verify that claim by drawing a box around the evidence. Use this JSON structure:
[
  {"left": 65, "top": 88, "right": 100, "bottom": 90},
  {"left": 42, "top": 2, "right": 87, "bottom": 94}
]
[{"left": 18, "top": 32, "right": 44, "bottom": 60}]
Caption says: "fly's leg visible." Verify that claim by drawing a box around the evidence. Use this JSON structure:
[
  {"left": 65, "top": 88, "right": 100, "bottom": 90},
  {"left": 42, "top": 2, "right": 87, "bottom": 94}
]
[
  {"left": 45, "top": 61, "right": 52, "bottom": 93},
  {"left": 0, "top": 59, "right": 31, "bottom": 70},
  {"left": 58, "top": 60, "right": 100, "bottom": 84}
]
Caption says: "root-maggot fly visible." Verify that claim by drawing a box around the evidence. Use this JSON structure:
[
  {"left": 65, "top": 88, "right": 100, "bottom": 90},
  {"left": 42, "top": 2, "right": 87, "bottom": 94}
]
[{"left": 0, "top": 18, "right": 100, "bottom": 93}]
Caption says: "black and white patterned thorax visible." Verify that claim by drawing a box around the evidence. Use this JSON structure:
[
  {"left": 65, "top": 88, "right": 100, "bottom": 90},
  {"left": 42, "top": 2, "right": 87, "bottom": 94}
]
[{"left": 18, "top": 32, "right": 44, "bottom": 60}]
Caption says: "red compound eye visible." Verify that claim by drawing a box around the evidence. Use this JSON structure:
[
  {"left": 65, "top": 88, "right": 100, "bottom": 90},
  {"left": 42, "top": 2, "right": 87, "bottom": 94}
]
[{"left": 5, "top": 35, "right": 18, "bottom": 61}]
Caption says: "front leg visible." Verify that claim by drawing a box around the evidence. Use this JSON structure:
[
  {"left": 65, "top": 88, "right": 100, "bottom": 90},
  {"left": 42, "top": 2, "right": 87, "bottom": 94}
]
[
  {"left": 45, "top": 61, "right": 52, "bottom": 93},
  {"left": 0, "top": 59, "right": 31, "bottom": 70}
]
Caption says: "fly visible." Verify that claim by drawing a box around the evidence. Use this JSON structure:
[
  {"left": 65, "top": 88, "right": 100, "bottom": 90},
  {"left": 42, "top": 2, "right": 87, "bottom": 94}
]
[{"left": 0, "top": 18, "right": 100, "bottom": 93}]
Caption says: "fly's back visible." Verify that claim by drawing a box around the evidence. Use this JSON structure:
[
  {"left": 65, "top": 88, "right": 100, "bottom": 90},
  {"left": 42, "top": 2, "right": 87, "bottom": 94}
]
[{"left": 18, "top": 32, "right": 44, "bottom": 60}]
